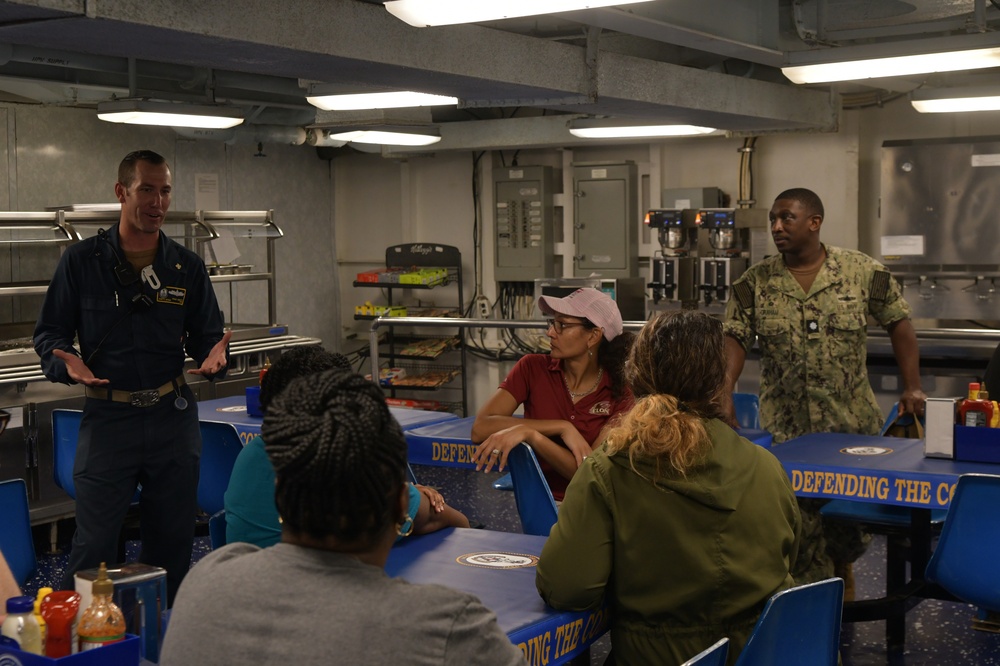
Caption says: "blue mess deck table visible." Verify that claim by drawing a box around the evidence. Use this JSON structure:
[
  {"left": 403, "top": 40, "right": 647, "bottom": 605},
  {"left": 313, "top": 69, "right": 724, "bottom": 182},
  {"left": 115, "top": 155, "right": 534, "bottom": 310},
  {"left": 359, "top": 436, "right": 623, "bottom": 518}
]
[
  {"left": 197, "top": 395, "right": 458, "bottom": 445},
  {"left": 386, "top": 527, "right": 606, "bottom": 665},
  {"left": 768, "top": 432, "right": 999, "bottom": 509},
  {"left": 405, "top": 416, "right": 774, "bottom": 469},
  {"left": 769, "top": 432, "right": 1000, "bottom": 652},
  {"left": 405, "top": 416, "right": 482, "bottom": 467}
]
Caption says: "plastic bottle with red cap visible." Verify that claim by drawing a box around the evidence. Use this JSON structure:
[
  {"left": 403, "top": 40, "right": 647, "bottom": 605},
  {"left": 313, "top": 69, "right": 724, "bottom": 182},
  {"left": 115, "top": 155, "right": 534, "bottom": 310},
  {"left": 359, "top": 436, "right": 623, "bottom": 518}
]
[{"left": 957, "top": 382, "right": 994, "bottom": 428}]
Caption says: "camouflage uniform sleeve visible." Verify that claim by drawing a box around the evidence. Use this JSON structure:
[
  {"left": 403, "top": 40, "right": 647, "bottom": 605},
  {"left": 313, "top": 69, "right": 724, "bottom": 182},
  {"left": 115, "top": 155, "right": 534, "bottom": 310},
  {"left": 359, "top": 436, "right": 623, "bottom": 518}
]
[
  {"left": 724, "top": 268, "right": 757, "bottom": 352},
  {"left": 865, "top": 256, "right": 911, "bottom": 328}
]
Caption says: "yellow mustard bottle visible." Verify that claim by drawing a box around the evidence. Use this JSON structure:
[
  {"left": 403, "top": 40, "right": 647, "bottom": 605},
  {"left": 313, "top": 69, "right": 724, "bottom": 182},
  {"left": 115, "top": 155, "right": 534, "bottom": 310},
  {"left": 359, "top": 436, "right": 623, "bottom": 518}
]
[{"left": 33, "top": 586, "right": 52, "bottom": 646}]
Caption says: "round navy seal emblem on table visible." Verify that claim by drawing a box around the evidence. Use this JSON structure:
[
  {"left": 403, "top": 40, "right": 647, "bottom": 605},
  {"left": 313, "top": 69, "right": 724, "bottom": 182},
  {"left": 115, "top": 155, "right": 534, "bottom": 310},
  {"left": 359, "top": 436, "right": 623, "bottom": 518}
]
[
  {"left": 840, "top": 446, "right": 893, "bottom": 456},
  {"left": 456, "top": 552, "right": 539, "bottom": 569}
]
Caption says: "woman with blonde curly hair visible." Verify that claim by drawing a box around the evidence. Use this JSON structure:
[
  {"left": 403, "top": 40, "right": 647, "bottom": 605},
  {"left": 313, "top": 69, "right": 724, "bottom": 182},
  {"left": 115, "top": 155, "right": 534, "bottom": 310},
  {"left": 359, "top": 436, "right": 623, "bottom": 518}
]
[{"left": 536, "top": 310, "right": 801, "bottom": 666}]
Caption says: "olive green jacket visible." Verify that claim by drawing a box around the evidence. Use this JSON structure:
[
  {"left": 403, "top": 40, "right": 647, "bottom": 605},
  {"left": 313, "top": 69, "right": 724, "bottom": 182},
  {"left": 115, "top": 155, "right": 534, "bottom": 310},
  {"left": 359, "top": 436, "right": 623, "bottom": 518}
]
[{"left": 536, "top": 419, "right": 801, "bottom": 666}]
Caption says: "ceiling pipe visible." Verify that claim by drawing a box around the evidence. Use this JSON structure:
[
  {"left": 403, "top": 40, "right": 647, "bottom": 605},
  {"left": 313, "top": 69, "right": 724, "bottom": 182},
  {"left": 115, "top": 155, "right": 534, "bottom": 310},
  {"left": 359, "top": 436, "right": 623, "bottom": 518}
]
[{"left": 174, "top": 124, "right": 307, "bottom": 145}]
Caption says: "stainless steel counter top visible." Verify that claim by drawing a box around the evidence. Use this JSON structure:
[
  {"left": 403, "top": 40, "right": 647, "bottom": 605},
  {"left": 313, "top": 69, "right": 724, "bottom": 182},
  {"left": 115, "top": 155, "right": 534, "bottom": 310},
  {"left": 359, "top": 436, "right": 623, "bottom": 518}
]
[{"left": 867, "top": 328, "right": 999, "bottom": 361}]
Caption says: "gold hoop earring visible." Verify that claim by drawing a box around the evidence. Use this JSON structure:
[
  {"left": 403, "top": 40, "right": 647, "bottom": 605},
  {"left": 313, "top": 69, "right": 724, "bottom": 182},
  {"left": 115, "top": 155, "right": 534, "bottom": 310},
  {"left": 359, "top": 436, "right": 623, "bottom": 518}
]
[{"left": 397, "top": 515, "right": 414, "bottom": 537}]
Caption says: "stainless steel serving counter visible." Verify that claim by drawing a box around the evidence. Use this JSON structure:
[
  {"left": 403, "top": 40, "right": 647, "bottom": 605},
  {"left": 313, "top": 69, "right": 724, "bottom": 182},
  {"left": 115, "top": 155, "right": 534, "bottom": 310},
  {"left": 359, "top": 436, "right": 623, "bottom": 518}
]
[
  {"left": 733, "top": 326, "right": 999, "bottom": 427},
  {"left": 0, "top": 209, "right": 319, "bottom": 527},
  {"left": 0, "top": 325, "right": 320, "bottom": 527},
  {"left": 867, "top": 327, "right": 1000, "bottom": 362}
]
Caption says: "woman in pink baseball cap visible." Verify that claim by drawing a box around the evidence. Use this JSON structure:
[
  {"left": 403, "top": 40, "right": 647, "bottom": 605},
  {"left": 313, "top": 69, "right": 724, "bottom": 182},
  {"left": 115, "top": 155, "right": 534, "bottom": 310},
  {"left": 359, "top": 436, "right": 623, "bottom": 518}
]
[{"left": 471, "top": 288, "right": 635, "bottom": 501}]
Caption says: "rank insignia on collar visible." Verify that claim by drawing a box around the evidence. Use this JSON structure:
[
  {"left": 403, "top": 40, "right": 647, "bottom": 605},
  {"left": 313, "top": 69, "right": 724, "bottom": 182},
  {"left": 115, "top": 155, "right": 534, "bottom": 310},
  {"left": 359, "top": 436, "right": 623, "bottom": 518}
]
[
  {"left": 807, "top": 319, "right": 819, "bottom": 332},
  {"left": 175, "top": 263, "right": 182, "bottom": 269}
]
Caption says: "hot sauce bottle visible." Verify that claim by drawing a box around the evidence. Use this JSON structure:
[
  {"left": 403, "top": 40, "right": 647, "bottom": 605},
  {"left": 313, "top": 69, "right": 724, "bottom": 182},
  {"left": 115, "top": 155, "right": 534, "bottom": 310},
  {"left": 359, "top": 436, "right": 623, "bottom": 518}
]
[
  {"left": 76, "top": 563, "right": 126, "bottom": 651},
  {"left": 958, "top": 382, "right": 994, "bottom": 428}
]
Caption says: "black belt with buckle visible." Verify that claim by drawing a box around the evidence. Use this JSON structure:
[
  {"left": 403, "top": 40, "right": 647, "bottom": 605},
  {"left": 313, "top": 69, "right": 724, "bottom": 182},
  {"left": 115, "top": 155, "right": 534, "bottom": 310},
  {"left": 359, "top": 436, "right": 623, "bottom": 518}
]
[{"left": 85, "top": 375, "right": 186, "bottom": 407}]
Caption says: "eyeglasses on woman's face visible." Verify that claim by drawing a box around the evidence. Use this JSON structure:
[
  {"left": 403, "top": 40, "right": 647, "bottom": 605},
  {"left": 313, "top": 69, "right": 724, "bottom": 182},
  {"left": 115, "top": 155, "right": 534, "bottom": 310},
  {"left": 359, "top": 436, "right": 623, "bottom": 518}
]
[{"left": 546, "top": 318, "right": 590, "bottom": 334}]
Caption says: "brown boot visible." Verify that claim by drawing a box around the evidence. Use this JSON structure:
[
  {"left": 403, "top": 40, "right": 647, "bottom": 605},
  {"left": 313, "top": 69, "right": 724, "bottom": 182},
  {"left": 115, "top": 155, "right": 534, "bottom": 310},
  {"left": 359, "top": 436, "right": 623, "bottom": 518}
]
[{"left": 833, "top": 561, "right": 855, "bottom": 602}]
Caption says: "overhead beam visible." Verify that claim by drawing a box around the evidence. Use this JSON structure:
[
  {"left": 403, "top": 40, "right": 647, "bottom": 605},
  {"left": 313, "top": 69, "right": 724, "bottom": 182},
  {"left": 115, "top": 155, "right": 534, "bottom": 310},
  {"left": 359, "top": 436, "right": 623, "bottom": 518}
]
[
  {"left": 577, "top": 50, "right": 838, "bottom": 131},
  {"left": 0, "top": 0, "right": 835, "bottom": 131},
  {"left": 557, "top": 6, "right": 785, "bottom": 67}
]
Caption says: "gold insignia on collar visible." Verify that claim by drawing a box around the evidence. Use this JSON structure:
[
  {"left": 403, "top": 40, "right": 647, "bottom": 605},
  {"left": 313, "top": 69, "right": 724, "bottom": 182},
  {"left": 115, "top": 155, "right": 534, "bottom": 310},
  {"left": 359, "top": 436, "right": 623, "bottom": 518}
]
[{"left": 175, "top": 263, "right": 181, "bottom": 269}]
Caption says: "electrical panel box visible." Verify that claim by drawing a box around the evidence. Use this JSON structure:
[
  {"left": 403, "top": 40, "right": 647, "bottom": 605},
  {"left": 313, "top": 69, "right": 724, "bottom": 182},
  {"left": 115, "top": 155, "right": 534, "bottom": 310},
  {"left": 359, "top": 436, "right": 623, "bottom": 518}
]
[
  {"left": 493, "top": 165, "right": 554, "bottom": 282},
  {"left": 662, "top": 187, "right": 724, "bottom": 210},
  {"left": 572, "top": 162, "right": 638, "bottom": 278},
  {"left": 533, "top": 277, "right": 647, "bottom": 321}
]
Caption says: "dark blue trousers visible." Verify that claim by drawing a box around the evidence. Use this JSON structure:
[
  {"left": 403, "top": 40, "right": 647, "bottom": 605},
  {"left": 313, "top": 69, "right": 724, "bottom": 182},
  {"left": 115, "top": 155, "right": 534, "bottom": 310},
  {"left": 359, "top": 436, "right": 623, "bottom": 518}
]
[{"left": 61, "top": 385, "right": 200, "bottom": 605}]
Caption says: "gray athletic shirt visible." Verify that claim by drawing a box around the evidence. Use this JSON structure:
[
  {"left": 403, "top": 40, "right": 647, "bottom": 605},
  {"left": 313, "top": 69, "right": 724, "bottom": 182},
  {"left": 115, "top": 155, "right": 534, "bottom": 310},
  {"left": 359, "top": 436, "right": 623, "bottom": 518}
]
[{"left": 160, "top": 542, "right": 527, "bottom": 666}]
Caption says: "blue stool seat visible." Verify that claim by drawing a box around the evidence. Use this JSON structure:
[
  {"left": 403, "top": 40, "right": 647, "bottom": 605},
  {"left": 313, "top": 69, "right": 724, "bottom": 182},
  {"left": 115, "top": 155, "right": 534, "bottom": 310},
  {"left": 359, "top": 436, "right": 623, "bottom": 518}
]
[
  {"left": 733, "top": 393, "right": 761, "bottom": 430},
  {"left": 734, "top": 578, "right": 844, "bottom": 665},
  {"left": 925, "top": 473, "right": 1000, "bottom": 612},
  {"left": 53, "top": 409, "right": 143, "bottom": 504},
  {"left": 736, "top": 427, "right": 772, "bottom": 449},
  {"left": 508, "top": 444, "right": 558, "bottom": 537},
  {"left": 493, "top": 473, "right": 513, "bottom": 491},
  {"left": 820, "top": 500, "right": 947, "bottom": 528},
  {"left": 208, "top": 509, "right": 228, "bottom": 550},
  {"left": 197, "top": 421, "right": 244, "bottom": 516},
  {"left": 682, "top": 638, "right": 729, "bottom": 666},
  {"left": 0, "top": 479, "right": 36, "bottom": 586}
]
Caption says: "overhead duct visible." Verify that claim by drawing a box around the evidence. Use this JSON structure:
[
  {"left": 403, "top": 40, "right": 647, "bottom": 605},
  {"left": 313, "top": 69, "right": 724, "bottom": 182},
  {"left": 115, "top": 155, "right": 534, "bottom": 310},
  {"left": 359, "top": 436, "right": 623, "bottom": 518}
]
[
  {"left": 310, "top": 107, "right": 436, "bottom": 129},
  {"left": 174, "top": 124, "right": 307, "bottom": 145},
  {"left": 305, "top": 129, "right": 347, "bottom": 147}
]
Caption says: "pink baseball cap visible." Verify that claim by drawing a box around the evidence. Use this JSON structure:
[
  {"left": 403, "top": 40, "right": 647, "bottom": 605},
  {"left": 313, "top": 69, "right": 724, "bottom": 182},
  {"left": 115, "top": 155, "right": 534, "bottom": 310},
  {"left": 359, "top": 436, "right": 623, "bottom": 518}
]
[{"left": 538, "top": 288, "right": 623, "bottom": 341}]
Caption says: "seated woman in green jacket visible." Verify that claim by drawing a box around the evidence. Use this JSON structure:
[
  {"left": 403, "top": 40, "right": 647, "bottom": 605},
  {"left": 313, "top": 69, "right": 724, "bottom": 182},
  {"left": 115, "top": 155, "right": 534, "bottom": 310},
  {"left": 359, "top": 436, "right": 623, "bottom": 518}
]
[{"left": 535, "top": 310, "right": 801, "bottom": 666}]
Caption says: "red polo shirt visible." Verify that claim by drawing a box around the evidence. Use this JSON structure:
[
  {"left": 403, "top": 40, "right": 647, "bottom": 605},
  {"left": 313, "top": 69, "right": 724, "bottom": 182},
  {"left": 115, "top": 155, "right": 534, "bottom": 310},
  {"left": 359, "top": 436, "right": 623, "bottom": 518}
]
[{"left": 499, "top": 354, "right": 633, "bottom": 500}]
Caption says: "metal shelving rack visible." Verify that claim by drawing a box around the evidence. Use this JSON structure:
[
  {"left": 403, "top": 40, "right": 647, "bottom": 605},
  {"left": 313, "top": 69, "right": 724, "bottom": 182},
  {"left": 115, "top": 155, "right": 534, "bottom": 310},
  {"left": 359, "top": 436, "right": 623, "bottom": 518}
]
[{"left": 354, "top": 243, "right": 468, "bottom": 415}]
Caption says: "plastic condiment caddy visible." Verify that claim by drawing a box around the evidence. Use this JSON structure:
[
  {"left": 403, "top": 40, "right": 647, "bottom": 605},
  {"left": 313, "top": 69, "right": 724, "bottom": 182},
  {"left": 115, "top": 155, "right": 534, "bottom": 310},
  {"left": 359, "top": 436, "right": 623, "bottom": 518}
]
[
  {"left": 0, "top": 634, "right": 140, "bottom": 665},
  {"left": 954, "top": 425, "right": 1000, "bottom": 464}
]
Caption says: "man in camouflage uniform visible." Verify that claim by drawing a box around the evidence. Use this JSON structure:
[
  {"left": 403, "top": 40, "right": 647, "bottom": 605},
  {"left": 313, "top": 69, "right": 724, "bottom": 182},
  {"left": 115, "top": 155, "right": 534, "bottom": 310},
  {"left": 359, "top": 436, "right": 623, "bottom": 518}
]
[{"left": 723, "top": 187, "right": 926, "bottom": 590}]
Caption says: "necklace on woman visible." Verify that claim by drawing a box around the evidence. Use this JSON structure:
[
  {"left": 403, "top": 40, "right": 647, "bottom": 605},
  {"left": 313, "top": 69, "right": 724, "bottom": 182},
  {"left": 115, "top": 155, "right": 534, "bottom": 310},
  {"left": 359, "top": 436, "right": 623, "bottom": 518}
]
[{"left": 564, "top": 366, "right": 603, "bottom": 399}]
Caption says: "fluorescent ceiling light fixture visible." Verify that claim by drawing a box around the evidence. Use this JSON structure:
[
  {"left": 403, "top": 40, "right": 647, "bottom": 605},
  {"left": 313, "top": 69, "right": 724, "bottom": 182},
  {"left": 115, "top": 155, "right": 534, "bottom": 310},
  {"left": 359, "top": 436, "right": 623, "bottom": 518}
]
[
  {"left": 327, "top": 129, "right": 441, "bottom": 146},
  {"left": 306, "top": 91, "right": 458, "bottom": 111},
  {"left": 911, "top": 87, "right": 1000, "bottom": 113},
  {"left": 784, "top": 48, "right": 1000, "bottom": 84},
  {"left": 569, "top": 123, "right": 716, "bottom": 139},
  {"left": 385, "top": 0, "right": 655, "bottom": 27},
  {"left": 97, "top": 100, "right": 244, "bottom": 129}
]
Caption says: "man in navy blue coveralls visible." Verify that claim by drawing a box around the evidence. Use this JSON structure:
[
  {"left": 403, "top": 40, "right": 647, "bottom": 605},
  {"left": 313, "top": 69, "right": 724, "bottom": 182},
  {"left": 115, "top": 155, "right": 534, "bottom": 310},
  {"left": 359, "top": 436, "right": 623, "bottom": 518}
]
[{"left": 34, "top": 150, "right": 232, "bottom": 603}]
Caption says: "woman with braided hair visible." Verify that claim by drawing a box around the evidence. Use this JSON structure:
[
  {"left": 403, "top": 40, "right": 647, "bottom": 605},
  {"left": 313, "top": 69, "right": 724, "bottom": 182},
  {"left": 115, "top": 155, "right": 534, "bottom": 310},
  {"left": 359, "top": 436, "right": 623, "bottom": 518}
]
[
  {"left": 536, "top": 311, "right": 801, "bottom": 666},
  {"left": 224, "top": 345, "right": 467, "bottom": 548},
  {"left": 162, "top": 368, "right": 525, "bottom": 666}
]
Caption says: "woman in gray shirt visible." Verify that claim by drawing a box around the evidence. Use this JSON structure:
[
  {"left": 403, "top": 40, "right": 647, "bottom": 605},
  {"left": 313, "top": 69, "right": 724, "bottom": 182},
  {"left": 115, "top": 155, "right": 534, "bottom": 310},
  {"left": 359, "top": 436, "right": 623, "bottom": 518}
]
[{"left": 161, "top": 368, "right": 525, "bottom": 666}]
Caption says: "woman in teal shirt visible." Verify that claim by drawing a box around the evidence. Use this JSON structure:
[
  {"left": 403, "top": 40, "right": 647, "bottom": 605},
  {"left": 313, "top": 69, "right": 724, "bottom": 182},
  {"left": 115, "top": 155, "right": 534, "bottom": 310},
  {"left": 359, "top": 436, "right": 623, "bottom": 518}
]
[{"left": 224, "top": 346, "right": 467, "bottom": 548}]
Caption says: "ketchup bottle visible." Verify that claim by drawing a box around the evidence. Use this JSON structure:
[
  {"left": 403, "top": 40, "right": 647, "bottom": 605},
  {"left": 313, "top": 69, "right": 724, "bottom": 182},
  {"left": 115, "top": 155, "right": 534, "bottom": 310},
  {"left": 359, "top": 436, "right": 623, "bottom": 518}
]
[{"left": 39, "top": 590, "right": 81, "bottom": 657}]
